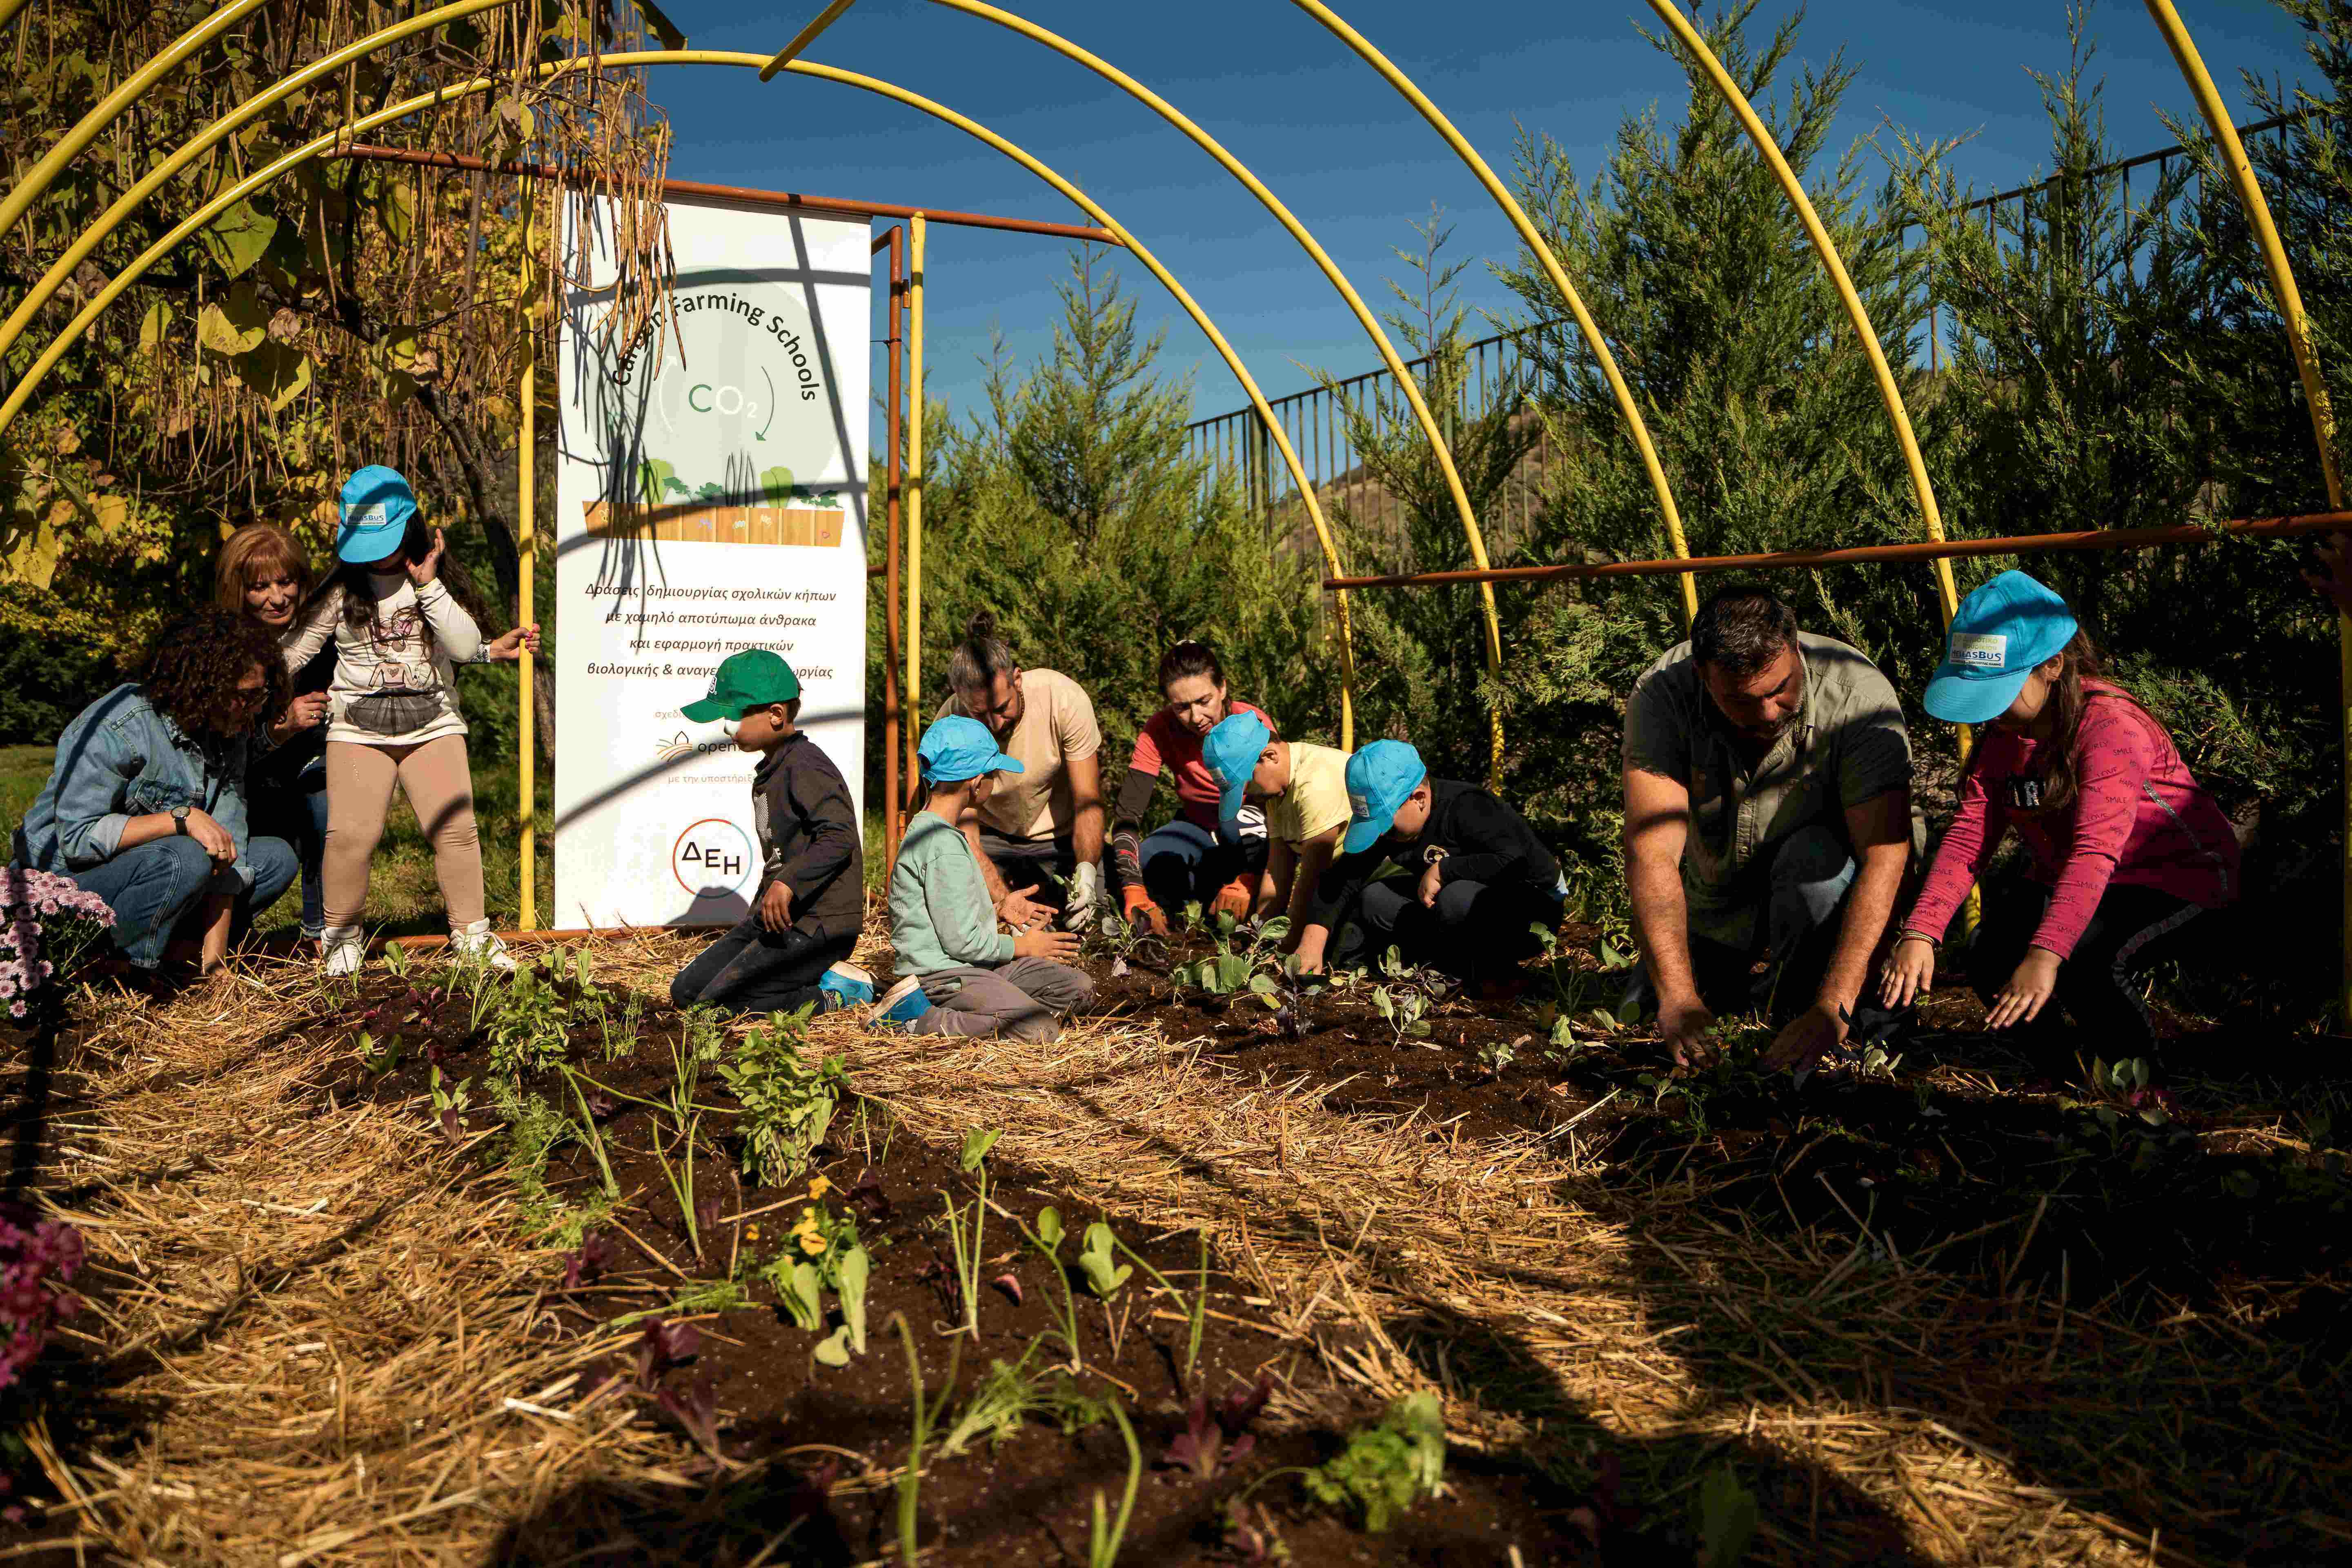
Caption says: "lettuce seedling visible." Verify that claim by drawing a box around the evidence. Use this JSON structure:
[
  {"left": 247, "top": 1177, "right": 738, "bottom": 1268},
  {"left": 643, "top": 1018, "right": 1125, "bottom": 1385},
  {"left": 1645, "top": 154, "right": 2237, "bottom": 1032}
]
[
  {"left": 1077, "top": 1221, "right": 1130, "bottom": 1299},
  {"left": 560, "top": 1231, "right": 619, "bottom": 1291},
  {"left": 631, "top": 1319, "right": 700, "bottom": 1385},
  {"left": 1159, "top": 1390, "right": 1257, "bottom": 1480},
  {"left": 656, "top": 1373, "right": 723, "bottom": 1457}
]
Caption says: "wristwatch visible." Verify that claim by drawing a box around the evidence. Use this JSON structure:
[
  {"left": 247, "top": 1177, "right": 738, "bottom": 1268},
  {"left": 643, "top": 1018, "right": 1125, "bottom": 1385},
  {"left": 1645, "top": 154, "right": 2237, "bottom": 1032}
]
[{"left": 171, "top": 805, "right": 190, "bottom": 836}]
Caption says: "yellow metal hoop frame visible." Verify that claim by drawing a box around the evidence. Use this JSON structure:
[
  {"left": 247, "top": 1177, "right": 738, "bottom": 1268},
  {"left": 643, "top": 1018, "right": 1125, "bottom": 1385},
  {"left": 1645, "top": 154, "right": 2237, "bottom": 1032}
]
[
  {"left": 911, "top": 0, "right": 1502, "bottom": 776},
  {"left": 0, "top": 49, "right": 1364, "bottom": 741},
  {"left": 2140, "top": 0, "right": 2351, "bottom": 1015},
  {"left": 1288, "top": 0, "right": 1700, "bottom": 626}
]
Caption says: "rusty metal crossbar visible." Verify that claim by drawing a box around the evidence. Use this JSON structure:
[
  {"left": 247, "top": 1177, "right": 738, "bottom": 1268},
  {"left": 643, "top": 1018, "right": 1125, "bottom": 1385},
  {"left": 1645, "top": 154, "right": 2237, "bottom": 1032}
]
[{"left": 1320, "top": 510, "right": 2352, "bottom": 591}]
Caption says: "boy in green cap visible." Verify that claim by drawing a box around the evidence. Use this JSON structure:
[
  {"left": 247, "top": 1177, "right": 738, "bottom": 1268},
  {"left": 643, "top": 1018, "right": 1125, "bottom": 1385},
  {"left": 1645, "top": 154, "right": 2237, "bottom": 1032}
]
[{"left": 670, "top": 649, "right": 872, "bottom": 1016}]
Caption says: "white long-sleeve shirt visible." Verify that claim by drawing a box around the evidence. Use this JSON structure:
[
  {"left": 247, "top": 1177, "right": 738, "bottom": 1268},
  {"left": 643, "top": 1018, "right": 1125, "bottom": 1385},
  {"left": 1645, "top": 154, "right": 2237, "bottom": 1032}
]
[{"left": 281, "top": 573, "right": 481, "bottom": 747}]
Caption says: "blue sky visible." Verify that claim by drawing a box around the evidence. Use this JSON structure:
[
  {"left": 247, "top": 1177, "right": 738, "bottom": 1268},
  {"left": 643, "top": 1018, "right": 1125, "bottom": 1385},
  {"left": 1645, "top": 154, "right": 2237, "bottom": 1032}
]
[{"left": 648, "top": 0, "right": 2323, "bottom": 432}]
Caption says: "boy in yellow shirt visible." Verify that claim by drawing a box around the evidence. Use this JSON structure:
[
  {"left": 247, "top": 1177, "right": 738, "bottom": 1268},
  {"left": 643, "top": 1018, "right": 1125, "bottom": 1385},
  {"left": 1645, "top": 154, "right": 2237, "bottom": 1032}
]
[{"left": 1200, "top": 712, "right": 1351, "bottom": 955}]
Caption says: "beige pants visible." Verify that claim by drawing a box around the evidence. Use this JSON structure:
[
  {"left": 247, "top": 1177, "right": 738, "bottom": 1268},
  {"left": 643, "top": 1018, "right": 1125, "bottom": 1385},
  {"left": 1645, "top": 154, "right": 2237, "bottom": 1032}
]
[{"left": 323, "top": 736, "right": 485, "bottom": 930}]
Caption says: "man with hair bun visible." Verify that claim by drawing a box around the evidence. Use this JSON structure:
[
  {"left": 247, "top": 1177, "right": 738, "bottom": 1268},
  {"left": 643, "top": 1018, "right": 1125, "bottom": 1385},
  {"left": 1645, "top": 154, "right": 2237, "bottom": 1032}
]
[
  {"left": 935, "top": 612, "right": 1107, "bottom": 932},
  {"left": 1621, "top": 583, "right": 1920, "bottom": 1070}
]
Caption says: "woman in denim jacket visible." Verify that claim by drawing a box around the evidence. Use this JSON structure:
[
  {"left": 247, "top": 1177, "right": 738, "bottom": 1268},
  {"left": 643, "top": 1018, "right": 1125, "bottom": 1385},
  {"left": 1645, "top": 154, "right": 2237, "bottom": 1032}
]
[{"left": 14, "top": 612, "right": 298, "bottom": 976}]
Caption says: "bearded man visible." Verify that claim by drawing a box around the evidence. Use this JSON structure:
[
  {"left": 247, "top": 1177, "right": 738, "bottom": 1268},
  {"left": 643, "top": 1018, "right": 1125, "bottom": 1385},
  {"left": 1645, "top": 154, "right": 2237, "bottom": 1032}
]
[{"left": 1620, "top": 586, "right": 1920, "bottom": 1069}]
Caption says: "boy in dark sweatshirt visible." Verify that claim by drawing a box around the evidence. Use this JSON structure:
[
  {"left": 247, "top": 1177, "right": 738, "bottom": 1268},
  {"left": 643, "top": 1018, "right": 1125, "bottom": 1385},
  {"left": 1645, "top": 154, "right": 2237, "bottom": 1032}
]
[
  {"left": 1292, "top": 740, "right": 1566, "bottom": 988},
  {"left": 669, "top": 650, "right": 872, "bottom": 1016}
]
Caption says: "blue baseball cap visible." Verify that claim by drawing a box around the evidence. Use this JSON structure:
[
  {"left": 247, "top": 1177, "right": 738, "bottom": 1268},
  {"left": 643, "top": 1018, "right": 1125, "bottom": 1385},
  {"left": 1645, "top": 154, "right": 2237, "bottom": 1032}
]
[
  {"left": 918, "top": 715, "right": 1024, "bottom": 785},
  {"left": 1202, "top": 712, "right": 1273, "bottom": 821},
  {"left": 1924, "top": 570, "right": 2079, "bottom": 725},
  {"left": 1342, "top": 739, "right": 1428, "bottom": 854},
  {"left": 337, "top": 465, "right": 418, "bottom": 564}
]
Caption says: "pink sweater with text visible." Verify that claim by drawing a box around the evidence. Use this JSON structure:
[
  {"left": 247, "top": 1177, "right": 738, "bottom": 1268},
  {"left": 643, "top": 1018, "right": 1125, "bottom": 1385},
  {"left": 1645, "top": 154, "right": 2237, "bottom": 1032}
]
[{"left": 1904, "top": 683, "right": 2239, "bottom": 959}]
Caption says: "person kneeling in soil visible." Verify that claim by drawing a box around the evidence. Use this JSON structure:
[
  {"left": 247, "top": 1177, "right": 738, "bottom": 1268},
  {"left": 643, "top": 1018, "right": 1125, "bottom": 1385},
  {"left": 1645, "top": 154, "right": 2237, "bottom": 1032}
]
[
  {"left": 669, "top": 650, "right": 873, "bottom": 1017},
  {"left": 1200, "top": 711, "right": 1351, "bottom": 951},
  {"left": 877, "top": 717, "right": 1095, "bottom": 1042},
  {"left": 1111, "top": 640, "right": 1274, "bottom": 936},
  {"left": 1876, "top": 571, "right": 2238, "bottom": 1063},
  {"left": 1290, "top": 740, "right": 1565, "bottom": 991}
]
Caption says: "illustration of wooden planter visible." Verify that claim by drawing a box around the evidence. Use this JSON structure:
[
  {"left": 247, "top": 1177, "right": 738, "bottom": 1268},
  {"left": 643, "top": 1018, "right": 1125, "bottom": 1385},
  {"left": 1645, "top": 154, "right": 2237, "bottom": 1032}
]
[{"left": 583, "top": 502, "right": 845, "bottom": 546}]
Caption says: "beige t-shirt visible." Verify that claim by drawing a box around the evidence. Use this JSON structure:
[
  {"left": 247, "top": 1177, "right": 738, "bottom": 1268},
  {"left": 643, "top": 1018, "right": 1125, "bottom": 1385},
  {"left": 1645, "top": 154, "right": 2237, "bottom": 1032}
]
[
  {"left": 1266, "top": 741, "right": 1352, "bottom": 850},
  {"left": 938, "top": 668, "right": 1101, "bottom": 841}
]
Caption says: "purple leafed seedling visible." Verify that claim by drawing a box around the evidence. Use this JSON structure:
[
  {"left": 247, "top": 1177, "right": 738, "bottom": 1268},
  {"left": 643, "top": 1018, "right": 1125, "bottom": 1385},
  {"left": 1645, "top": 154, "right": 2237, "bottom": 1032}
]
[
  {"left": 437, "top": 1106, "right": 465, "bottom": 1146},
  {"left": 847, "top": 1168, "right": 891, "bottom": 1221},
  {"left": 560, "top": 1231, "right": 619, "bottom": 1291},
  {"left": 1213, "top": 1372, "right": 1273, "bottom": 1439},
  {"left": 1220, "top": 1499, "right": 1286, "bottom": 1564},
  {"left": 584, "top": 1085, "right": 619, "bottom": 1121},
  {"left": 695, "top": 1190, "right": 725, "bottom": 1240},
  {"left": 655, "top": 1373, "right": 725, "bottom": 1457},
  {"left": 1564, "top": 1453, "right": 1643, "bottom": 1543},
  {"left": 1160, "top": 1393, "right": 1255, "bottom": 1481},
  {"left": 990, "top": 1271, "right": 1024, "bottom": 1307},
  {"left": 631, "top": 1318, "right": 701, "bottom": 1385}
]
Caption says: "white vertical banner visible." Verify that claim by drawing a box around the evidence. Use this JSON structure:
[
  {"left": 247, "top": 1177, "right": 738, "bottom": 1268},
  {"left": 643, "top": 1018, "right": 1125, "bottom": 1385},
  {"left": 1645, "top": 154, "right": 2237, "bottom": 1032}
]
[{"left": 553, "top": 196, "right": 870, "bottom": 927}]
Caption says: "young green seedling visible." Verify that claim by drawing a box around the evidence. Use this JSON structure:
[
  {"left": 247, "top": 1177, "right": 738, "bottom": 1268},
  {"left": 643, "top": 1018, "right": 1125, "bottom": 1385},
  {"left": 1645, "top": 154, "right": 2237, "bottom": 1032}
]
[{"left": 1078, "top": 1221, "right": 1132, "bottom": 1300}]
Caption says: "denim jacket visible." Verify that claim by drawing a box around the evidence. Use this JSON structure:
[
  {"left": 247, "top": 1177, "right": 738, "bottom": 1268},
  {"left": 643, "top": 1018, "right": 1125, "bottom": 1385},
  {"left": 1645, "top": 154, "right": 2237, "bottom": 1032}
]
[{"left": 17, "top": 685, "right": 258, "bottom": 892}]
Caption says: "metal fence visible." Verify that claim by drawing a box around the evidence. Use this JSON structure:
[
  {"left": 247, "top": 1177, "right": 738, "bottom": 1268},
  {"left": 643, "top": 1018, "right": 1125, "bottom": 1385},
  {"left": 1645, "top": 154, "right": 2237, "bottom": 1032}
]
[{"left": 1185, "top": 111, "right": 2305, "bottom": 557}]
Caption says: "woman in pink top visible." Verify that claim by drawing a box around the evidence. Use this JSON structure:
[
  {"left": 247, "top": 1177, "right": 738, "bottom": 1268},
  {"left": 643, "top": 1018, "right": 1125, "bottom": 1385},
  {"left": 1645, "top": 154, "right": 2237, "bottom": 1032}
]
[
  {"left": 1110, "top": 641, "right": 1273, "bottom": 936},
  {"left": 1882, "top": 572, "right": 2238, "bottom": 1055}
]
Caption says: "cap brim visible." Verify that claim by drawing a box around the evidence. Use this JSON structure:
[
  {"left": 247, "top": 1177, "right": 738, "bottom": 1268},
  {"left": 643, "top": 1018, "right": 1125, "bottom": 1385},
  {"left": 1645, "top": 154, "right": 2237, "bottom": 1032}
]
[
  {"left": 1217, "top": 776, "right": 1248, "bottom": 822},
  {"left": 989, "top": 752, "right": 1025, "bottom": 775},
  {"left": 1340, "top": 815, "right": 1387, "bottom": 855},
  {"left": 680, "top": 696, "right": 736, "bottom": 723},
  {"left": 337, "top": 525, "right": 405, "bottom": 564},
  {"left": 1923, "top": 665, "right": 2029, "bottom": 725}
]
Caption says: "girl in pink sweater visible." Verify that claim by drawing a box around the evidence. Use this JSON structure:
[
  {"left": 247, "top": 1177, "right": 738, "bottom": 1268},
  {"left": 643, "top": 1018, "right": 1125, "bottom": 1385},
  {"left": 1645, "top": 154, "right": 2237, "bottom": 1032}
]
[{"left": 1881, "top": 571, "right": 2237, "bottom": 1054}]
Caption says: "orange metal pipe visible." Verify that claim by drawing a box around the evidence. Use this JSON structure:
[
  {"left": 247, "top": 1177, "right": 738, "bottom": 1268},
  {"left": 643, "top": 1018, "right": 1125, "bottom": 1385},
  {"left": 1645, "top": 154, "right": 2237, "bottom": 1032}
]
[
  {"left": 1323, "top": 511, "right": 2352, "bottom": 590},
  {"left": 333, "top": 142, "right": 1121, "bottom": 244}
]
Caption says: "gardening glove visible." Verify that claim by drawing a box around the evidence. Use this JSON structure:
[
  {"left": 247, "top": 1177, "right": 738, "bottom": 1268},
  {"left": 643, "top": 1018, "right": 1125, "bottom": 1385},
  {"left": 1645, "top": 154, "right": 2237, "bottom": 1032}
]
[
  {"left": 1059, "top": 861, "right": 1104, "bottom": 932},
  {"left": 1210, "top": 877, "right": 1254, "bottom": 924},
  {"left": 1121, "top": 882, "right": 1169, "bottom": 938}
]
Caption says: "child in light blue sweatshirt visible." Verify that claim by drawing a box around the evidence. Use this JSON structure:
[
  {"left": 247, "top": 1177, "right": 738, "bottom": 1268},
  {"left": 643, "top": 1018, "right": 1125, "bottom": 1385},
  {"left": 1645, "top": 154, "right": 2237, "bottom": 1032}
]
[{"left": 876, "top": 717, "right": 1095, "bottom": 1042}]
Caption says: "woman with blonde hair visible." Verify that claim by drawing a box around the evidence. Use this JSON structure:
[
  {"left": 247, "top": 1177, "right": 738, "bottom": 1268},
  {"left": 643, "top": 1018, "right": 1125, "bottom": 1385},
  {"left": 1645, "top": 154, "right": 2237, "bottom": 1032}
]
[{"left": 217, "top": 512, "right": 535, "bottom": 955}]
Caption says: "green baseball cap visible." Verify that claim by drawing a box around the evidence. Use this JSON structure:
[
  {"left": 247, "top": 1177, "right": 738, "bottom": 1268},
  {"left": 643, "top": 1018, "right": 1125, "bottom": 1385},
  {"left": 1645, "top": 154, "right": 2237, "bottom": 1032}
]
[{"left": 681, "top": 649, "right": 801, "bottom": 722}]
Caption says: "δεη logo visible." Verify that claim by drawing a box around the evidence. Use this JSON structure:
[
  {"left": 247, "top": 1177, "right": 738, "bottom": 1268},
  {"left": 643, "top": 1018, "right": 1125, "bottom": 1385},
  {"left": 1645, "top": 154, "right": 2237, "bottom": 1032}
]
[{"left": 672, "top": 818, "right": 755, "bottom": 898}]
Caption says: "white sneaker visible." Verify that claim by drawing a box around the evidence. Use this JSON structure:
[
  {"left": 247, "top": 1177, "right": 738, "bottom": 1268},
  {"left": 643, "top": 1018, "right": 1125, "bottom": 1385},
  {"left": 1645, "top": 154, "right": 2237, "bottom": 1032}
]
[
  {"left": 319, "top": 926, "right": 366, "bottom": 977},
  {"left": 447, "top": 919, "right": 517, "bottom": 972}
]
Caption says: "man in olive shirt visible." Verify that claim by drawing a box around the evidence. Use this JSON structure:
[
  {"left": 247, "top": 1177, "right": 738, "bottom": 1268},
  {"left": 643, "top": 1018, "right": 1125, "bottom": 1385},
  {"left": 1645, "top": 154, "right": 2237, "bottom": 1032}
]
[{"left": 1621, "top": 586, "right": 1917, "bottom": 1071}]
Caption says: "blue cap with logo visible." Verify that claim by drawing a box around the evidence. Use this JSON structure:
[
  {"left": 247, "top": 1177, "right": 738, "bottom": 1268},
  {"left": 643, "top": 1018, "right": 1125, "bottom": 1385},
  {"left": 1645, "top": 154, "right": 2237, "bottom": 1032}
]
[
  {"left": 1923, "top": 570, "right": 2079, "bottom": 725},
  {"left": 1201, "top": 712, "right": 1273, "bottom": 821},
  {"left": 917, "top": 715, "right": 1024, "bottom": 785},
  {"left": 1341, "top": 739, "right": 1428, "bottom": 854},
  {"left": 336, "top": 465, "right": 418, "bottom": 564}
]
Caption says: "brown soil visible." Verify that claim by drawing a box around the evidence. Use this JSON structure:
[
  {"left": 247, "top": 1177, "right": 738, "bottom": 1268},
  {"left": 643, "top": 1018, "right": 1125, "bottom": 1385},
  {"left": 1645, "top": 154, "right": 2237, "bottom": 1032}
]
[
  {"left": 284, "top": 960, "right": 1580, "bottom": 1566},
  {"left": 1075, "top": 925, "right": 2352, "bottom": 1313}
]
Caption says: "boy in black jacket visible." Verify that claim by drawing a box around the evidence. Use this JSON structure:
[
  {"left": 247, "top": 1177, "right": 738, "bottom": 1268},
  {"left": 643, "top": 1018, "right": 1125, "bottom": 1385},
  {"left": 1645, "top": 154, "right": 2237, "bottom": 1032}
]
[
  {"left": 669, "top": 650, "right": 872, "bottom": 1016},
  {"left": 1292, "top": 740, "right": 1565, "bottom": 989}
]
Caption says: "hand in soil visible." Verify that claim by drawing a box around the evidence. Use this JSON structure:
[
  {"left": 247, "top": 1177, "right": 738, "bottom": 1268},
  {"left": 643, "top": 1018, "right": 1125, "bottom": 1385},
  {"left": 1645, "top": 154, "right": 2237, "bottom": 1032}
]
[
  {"left": 1760, "top": 999, "right": 1847, "bottom": 1074},
  {"left": 1660, "top": 996, "right": 1717, "bottom": 1068},
  {"left": 1986, "top": 947, "right": 2061, "bottom": 1030}
]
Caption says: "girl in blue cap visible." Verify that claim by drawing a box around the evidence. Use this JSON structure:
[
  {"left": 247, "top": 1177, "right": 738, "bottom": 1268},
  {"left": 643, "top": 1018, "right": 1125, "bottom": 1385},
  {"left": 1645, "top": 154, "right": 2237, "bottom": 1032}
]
[
  {"left": 876, "top": 716, "right": 1095, "bottom": 1040},
  {"left": 1881, "top": 571, "right": 2239, "bottom": 1054},
  {"left": 280, "top": 466, "right": 538, "bottom": 974}
]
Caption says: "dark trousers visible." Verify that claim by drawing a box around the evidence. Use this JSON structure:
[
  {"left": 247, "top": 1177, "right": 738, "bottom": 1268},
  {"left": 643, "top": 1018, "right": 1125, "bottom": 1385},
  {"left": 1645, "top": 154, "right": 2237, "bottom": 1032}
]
[
  {"left": 671, "top": 919, "right": 857, "bottom": 1017},
  {"left": 1139, "top": 818, "right": 1268, "bottom": 913},
  {"left": 1332, "top": 876, "right": 1560, "bottom": 982},
  {"left": 1965, "top": 874, "right": 2202, "bottom": 1055},
  {"left": 250, "top": 767, "right": 330, "bottom": 939},
  {"left": 68, "top": 836, "right": 298, "bottom": 968},
  {"left": 978, "top": 829, "right": 1079, "bottom": 908},
  {"left": 1624, "top": 824, "right": 1856, "bottom": 1026}
]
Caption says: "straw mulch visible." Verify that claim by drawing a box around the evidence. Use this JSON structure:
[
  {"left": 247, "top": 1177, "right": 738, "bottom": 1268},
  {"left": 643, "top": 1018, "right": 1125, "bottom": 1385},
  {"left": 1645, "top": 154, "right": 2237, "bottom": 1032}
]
[{"left": 14, "top": 927, "right": 2347, "bottom": 1565}]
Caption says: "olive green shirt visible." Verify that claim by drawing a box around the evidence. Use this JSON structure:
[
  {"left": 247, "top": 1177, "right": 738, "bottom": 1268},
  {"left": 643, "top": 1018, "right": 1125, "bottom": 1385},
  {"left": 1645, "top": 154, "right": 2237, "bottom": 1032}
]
[{"left": 1622, "top": 632, "right": 1917, "bottom": 952}]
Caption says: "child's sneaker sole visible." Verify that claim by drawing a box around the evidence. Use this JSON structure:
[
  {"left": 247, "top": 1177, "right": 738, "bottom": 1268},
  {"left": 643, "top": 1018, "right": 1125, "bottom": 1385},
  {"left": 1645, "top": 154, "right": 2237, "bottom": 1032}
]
[
  {"left": 873, "top": 974, "right": 929, "bottom": 1025},
  {"left": 820, "top": 961, "right": 875, "bottom": 1010}
]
